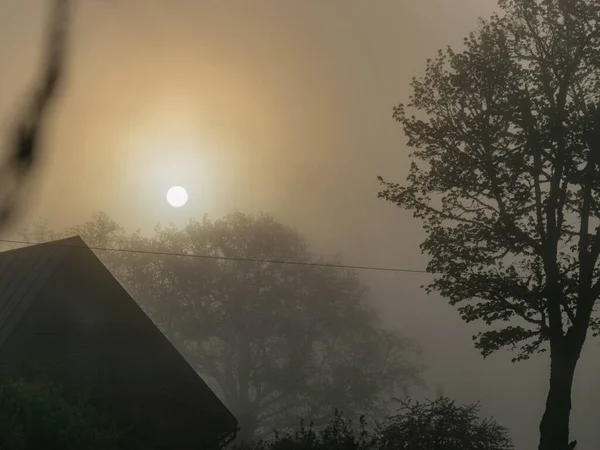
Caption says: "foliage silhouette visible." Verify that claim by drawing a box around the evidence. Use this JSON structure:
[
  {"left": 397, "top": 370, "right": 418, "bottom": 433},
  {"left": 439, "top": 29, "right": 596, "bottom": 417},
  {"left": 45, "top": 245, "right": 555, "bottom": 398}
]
[
  {"left": 378, "top": 0, "right": 600, "bottom": 448},
  {"left": 232, "top": 410, "right": 376, "bottom": 450},
  {"left": 231, "top": 398, "right": 512, "bottom": 450},
  {"left": 22, "top": 212, "right": 424, "bottom": 443},
  {"left": 378, "top": 397, "right": 513, "bottom": 450},
  {"left": 0, "top": 378, "right": 123, "bottom": 450}
]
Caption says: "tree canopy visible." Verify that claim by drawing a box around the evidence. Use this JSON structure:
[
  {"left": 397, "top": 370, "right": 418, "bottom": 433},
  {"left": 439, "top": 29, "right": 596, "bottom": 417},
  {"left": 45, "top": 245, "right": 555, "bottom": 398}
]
[
  {"left": 22, "top": 212, "right": 424, "bottom": 442},
  {"left": 378, "top": 0, "right": 600, "bottom": 448}
]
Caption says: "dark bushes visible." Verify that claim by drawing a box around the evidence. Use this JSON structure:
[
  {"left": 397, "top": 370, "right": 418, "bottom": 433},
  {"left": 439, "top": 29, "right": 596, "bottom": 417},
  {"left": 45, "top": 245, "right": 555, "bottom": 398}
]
[
  {"left": 232, "top": 397, "right": 513, "bottom": 450},
  {"left": 0, "top": 378, "right": 123, "bottom": 450}
]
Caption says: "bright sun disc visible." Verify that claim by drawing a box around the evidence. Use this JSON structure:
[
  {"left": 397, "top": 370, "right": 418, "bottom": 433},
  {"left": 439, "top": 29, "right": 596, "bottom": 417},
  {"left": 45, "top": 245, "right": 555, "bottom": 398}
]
[{"left": 167, "top": 186, "right": 188, "bottom": 207}]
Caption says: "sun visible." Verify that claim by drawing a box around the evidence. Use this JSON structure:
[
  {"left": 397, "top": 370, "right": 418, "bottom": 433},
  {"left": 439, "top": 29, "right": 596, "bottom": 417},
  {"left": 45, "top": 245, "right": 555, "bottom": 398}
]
[{"left": 166, "top": 186, "right": 188, "bottom": 207}]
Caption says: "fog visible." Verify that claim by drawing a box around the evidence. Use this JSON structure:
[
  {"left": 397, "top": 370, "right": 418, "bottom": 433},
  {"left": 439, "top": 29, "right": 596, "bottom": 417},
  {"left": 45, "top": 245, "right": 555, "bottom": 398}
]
[{"left": 1, "top": 0, "right": 600, "bottom": 448}]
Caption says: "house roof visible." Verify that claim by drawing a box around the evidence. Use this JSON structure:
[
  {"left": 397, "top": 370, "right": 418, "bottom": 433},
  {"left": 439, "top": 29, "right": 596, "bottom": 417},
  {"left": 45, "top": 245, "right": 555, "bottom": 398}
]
[
  {"left": 0, "top": 236, "right": 238, "bottom": 446},
  {"left": 0, "top": 238, "right": 69, "bottom": 347}
]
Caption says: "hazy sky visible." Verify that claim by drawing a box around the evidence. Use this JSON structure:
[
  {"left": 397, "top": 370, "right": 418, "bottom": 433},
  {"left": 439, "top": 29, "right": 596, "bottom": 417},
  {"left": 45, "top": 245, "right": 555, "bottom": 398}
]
[{"left": 1, "top": 1, "right": 600, "bottom": 448}]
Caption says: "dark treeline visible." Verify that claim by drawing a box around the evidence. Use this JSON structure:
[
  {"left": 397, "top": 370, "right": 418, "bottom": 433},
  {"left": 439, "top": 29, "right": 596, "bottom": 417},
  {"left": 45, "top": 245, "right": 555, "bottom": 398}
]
[
  {"left": 0, "top": 376, "right": 512, "bottom": 450},
  {"left": 14, "top": 211, "right": 513, "bottom": 449},
  {"left": 20, "top": 212, "right": 425, "bottom": 444}
]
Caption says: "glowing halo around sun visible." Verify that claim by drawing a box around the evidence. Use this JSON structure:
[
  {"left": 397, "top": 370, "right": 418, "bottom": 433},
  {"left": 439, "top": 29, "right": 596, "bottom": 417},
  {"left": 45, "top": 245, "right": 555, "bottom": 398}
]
[{"left": 166, "top": 186, "right": 188, "bottom": 207}]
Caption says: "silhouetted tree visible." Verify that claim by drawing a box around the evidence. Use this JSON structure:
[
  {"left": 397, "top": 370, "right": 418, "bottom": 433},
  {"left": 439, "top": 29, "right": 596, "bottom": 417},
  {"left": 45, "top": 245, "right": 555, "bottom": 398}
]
[
  {"left": 120, "top": 213, "right": 424, "bottom": 442},
  {"left": 377, "top": 397, "right": 513, "bottom": 450},
  {"left": 378, "top": 1, "right": 600, "bottom": 449},
  {"left": 20, "top": 212, "right": 125, "bottom": 268},
  {"left": 23, "top": 212, "right": 424, "bottom": 443}
]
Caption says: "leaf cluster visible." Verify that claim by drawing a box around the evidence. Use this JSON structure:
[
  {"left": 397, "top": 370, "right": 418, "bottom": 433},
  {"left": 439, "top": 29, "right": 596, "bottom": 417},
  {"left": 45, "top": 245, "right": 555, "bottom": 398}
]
[{"left": 379, "top": 0, "right": 600, "bottom": 360}]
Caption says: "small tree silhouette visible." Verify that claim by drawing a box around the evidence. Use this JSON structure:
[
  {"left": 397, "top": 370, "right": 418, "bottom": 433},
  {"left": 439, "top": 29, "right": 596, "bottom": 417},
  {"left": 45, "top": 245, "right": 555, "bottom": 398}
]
[{"left": 378, "top": 397, "right": 513, "bottom": 450}]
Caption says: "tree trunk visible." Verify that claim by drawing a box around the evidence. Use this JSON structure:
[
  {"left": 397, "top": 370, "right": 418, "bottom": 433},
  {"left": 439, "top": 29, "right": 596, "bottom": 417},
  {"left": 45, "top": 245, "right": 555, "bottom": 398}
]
[{"left": 538, "top": 349, "right": 579, "bottom": 450}]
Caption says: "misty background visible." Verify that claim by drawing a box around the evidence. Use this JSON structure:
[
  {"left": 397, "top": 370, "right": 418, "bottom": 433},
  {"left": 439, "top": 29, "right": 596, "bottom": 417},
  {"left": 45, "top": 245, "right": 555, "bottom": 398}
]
[{"left": 1, "top": 0, "right": 599, "bottom": 448}]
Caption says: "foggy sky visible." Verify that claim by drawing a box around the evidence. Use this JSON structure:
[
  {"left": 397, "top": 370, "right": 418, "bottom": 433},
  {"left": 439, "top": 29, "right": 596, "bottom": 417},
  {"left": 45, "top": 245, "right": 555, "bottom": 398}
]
[{"left": 1, "top": 1, "right": 599, "bottom": 448}]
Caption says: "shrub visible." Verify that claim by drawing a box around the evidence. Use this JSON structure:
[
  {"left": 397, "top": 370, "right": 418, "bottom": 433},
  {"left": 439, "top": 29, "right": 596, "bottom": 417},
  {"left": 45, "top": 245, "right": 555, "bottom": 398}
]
[
  {"left": 0, "top": 378, "right": 123, "bottom": 450},
  {"left": 377, "top": 397, "right": 513, "bottom": 450},
  {"left": 232, "top": 397, "right": 513, "bottom": 450},
  {"left": 232, "top": 409, "right": 376, "bottom": 450}
]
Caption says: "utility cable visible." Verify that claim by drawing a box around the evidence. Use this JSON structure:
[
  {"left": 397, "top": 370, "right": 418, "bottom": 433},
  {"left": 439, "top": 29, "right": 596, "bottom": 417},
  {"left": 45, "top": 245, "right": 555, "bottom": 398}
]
[{"left": 0, "top": 238, "right": 430, "bottom": 274}]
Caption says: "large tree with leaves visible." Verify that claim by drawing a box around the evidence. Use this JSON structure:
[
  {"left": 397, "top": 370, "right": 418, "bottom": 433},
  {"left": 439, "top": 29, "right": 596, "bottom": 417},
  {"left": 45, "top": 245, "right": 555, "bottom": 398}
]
[
  {"left": 378, "top": 1, "right": 600, "bottom": 449},
  {"left": 22, "top": 212, "right": 424, "bottom": 443},
  {"left": 119, "top": 213, "right": 423, "bottom": 443}
]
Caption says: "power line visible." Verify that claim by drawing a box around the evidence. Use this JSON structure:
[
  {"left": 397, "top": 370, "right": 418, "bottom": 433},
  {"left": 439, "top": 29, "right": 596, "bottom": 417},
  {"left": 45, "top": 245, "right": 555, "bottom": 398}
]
[{"left": 0, "top": 238, "right": 430, "bottom": 275}]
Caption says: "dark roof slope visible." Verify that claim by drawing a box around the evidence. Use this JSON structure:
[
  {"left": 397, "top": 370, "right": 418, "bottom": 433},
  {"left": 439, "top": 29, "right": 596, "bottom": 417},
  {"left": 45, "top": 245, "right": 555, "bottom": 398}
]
[
  {"left": 0, "top": 238, "right": 70, "bottom": 347},
  {"left": 0, "top": 236, "right": 238, "bottom": 447}
]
